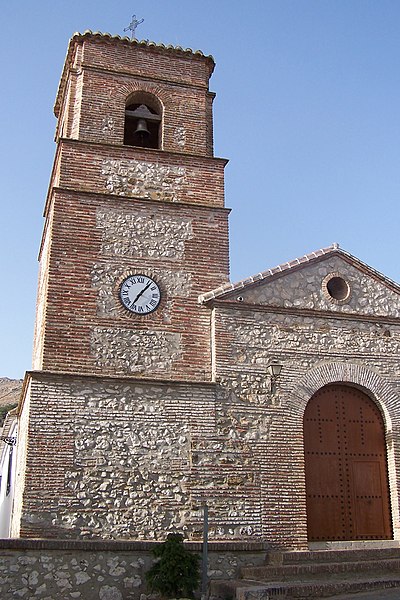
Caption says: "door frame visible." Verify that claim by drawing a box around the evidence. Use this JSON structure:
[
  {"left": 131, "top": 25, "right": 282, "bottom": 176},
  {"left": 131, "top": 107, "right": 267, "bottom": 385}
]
[
  {"left": 303, "top": 383, "right": 393, "bottom": 541},
  {"left": 291, "top": 361, "right": 400, "bottom": 543}
]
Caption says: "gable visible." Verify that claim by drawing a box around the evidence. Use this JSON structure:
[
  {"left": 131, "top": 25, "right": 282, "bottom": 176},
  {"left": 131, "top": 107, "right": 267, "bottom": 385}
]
[{"left": 211, "top": 253, "right": 400, "bottom": 319}]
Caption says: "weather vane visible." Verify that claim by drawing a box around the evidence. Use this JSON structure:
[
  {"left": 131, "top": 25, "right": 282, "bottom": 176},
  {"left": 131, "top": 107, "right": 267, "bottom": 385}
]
[{"left": 124, "top": 14, "right": 144, "bottom": 40}]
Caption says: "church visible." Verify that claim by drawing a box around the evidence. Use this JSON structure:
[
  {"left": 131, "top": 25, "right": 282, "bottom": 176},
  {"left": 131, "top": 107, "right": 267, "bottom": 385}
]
[{"left": 8, "top": 30, "right": 400, "bottom": 550}]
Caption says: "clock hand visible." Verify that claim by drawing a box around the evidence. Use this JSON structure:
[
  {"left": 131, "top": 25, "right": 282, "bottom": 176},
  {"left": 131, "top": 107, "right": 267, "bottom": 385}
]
[{"left": 132, "top": 281, "right": 152, "bottom": 304}]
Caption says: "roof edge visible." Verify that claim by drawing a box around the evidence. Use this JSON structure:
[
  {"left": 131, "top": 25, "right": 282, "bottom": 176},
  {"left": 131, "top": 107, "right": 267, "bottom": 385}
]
[
  {"left": 199, "top": 244, "right": 400, "bottom": 303},
  {"left": 54, "top": 30, "right": 215, "bottom": 117}
]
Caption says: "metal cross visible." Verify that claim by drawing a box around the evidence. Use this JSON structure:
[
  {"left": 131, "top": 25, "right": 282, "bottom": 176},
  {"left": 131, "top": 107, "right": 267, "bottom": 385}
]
[{"left": 124, "top": 14, "right": 144, "bottom": 40}]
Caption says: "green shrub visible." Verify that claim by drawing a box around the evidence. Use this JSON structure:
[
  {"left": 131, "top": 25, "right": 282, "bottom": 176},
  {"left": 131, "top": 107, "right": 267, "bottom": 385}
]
[{"left": 146, "top": 533, "right": 200, "bottom": 599}]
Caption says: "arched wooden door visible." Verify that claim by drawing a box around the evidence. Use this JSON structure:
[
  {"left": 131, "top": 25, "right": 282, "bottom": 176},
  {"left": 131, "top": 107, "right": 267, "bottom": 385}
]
[{"left": 304, "top": 384, "right": 392, "bottom": 541}]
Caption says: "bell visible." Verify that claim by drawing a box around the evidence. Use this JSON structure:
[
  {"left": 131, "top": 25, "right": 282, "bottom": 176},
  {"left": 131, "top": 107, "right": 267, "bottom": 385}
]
[{"left": 134, "top": 118, "right": 150, "bottom": 137}]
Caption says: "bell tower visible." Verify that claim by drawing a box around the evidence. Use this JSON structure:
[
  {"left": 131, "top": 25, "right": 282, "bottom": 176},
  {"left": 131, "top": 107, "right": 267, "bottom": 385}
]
[
  {"left": 13, "top": 32, "right": 230, "bottom": 539},
  {"left": 33, "top": 31, "right": 229, "bottom": 381}
]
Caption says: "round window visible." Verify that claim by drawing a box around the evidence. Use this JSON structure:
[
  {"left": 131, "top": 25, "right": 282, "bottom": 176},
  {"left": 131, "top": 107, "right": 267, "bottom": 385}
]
[{"left": 322, "top": 273, "right": 351, "bottom": 304}]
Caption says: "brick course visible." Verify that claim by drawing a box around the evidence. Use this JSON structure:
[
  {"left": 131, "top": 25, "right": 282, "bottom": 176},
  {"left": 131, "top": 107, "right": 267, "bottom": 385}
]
[{"left": 36, "top": 188, "right": 229, "bottom": 379}]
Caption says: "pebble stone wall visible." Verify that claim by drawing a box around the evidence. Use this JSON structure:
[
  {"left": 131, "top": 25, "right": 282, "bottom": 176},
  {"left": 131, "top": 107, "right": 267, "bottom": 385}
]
[
  {"left": 101, "top": 159, "right": 187, "bottom": 202},
  {"left": 96, "top": 207, "right": 193, "bottom": 261},
  {"left": 234, "top": 255, "right": 400, "bottom": 317},
  {"left": 14, "top": 375, "right": 220, "bottom": 540},
  {"left": 0, "top": 540, "right": 266, "bottom": 600},
  {"left": 210, "top": 254, "right": 400, "bottom": 546}
]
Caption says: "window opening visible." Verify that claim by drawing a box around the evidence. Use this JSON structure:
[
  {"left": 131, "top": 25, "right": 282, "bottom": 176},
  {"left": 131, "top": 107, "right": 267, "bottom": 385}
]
[
  {"left": 327, "top": 276, "right": 349, "bottom": 301},
  {"left": 124, "top": 103, "right": 161, "bottom": 149},
  {"left": 322, "top": 272, "right": 351, "bottom": 304}
]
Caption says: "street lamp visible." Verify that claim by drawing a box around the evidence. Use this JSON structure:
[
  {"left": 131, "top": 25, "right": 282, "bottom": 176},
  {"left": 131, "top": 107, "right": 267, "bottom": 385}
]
[{"left": 267, "top": 361, "right": 283, "bottom": 394}]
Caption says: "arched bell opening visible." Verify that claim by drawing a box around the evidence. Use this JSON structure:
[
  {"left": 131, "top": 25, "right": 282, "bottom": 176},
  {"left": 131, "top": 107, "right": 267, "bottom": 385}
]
[
  {"left": 303, "top": 383, "right": 392, "bottom": 542},
  {"left": 123, "top": 92, "right": 162, "bottom": 149}
]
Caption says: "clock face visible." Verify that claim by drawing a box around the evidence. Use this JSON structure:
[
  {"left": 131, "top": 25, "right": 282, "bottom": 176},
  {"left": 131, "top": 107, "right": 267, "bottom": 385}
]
[{"left": 119, "top": 275, "right": 161, "bottom": 315}]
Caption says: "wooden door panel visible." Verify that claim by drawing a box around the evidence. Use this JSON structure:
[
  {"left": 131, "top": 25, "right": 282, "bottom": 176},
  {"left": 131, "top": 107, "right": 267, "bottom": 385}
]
[
  {"left": 355, "top": 498, "right": 387, "bottom": 537},
  {"left": 352, "top": 460, "right": 392, "bottom": 538},
  {"left": 304, "top": 397, "right": 339, "bottom": 452},
  {"left": 304, "top": 384, "right": 392, "bottom": 541},
  {"left": 305, "top": 455, "right": 342, "bottom": 496},
  {"left": 352, "top": 460, "right": 382, "bottom": 496},
  {"left": 306, "top": 496, "right": 344, "bottom": 541}
]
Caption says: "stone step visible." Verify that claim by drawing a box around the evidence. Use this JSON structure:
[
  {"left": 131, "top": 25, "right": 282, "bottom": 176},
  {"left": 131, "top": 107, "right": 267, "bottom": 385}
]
[
  {"left": 210, "top": 547, "right": 400, "bottom": 600},
  {"left": 210, "top": 575, "right": 400, "bottom": 600},
  {"left": 268, "top": 547, "right": 400, "bottom": 565},
  {"left": 242, "top": 558, "right": 400, "bottom": 581},
  {"left": 309, "top": 540, "right": 400, "bottom": 551}
]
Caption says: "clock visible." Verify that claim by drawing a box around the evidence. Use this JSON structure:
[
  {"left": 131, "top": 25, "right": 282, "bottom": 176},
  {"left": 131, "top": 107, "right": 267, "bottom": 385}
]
[{"left": 119, "top": 275, "right": 161, "bottom": 315}]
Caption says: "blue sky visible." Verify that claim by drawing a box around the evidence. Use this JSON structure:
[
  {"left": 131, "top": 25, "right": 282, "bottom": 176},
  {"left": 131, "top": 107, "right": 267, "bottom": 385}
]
[{"left": 1, "top": 0, "right": 399, "bottom": 378}]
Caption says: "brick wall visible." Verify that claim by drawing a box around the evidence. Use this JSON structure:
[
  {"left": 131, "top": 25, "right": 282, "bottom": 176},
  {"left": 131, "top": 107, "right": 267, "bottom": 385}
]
[
  {"left": 48, "top": 141, "right": 227, "bottom": 209},
  {"left": 35, "top": 188, "right": 229, "bottom": 378},
  {"left": 33, "top": 33, "right": 229, "bottom": 379},
  {"left": 56, "top": 34, "right": 215, "bottom": 156}
]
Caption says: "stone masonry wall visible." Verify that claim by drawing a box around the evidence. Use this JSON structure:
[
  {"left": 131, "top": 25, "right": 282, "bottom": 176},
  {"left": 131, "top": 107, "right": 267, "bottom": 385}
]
[
  {"left": 16, "top": 374, "right": 219, "bottom": 540},
  {"left": 235, "top": 255, "right": 400, "bottom": 317},
  {"left": 211, "top": 299, "right": 400, "bottom": 547},
  {"left": 16, "top": 370, "right": 307, "bottom": 546},
  {"left": 38, "top": 189, "right": 229, "bottom": 379},
  {"left": 0, "top": 540, "right": 266, "bottom": 600},
  {"left": 51, "top": 142, "right": 227, "bottom": 210}
]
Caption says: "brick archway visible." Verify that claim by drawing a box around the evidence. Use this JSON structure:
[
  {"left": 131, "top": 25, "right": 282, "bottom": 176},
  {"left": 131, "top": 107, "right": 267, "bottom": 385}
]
[
  {"left": 292, "top": 362, "right": 398, "bottom": 421},
  {"left": 287, "top": 362, "right": 400, "bottom": 542}
]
